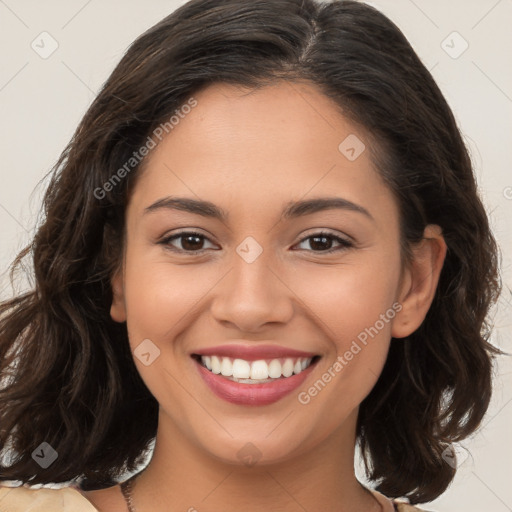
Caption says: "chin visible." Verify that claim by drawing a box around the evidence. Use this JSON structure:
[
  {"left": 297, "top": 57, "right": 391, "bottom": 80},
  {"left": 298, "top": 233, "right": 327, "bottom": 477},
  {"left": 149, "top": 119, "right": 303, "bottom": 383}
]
[{"left": 189, "top": 425, "right": 315, "bottom": 468}]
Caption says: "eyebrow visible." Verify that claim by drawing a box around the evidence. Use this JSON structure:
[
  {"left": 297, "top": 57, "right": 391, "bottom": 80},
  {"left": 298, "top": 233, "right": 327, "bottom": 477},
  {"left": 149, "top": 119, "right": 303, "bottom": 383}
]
[{"left": 144, "top": 196, "right": 374, "bottom": 222}]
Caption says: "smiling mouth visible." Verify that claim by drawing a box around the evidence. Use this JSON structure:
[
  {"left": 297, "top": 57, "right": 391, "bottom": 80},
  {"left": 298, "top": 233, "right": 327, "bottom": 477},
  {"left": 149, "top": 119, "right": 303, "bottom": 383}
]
[{"left": 191, "top": 354, "right": 321, "bottom": 384}]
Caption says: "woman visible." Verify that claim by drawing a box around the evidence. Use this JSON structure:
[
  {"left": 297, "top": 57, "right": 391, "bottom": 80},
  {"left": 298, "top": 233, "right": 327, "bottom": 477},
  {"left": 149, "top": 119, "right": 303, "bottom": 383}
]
[{"left": 0, "top": 0, "right": 501, "bottom": 510}]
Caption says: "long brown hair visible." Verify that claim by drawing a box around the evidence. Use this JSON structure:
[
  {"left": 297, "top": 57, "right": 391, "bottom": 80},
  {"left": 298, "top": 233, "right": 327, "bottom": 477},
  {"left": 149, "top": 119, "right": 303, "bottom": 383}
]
[{"left": 0, "top": 0, "right": 502, "bottom": 503}]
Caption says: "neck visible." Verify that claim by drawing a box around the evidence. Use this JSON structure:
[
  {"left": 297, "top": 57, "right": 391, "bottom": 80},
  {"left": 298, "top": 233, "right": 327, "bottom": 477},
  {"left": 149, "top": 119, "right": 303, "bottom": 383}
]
[{"left": 131, "top": 407, "right": 380, "bottom": 512}]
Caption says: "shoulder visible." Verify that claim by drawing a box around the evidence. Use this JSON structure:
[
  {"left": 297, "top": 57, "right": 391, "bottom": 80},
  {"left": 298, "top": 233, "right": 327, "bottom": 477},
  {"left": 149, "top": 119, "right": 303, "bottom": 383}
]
[
  {"left": 0, "top": 483, "right": 99, "bottom": 512},
  {"left": 371, "top": 489, "right": 436, "bottom": 512},
  {"left": 371, "top": 489, "right": 434, "bottom": 512},
  {"left": 394, "top": 501, "right": 435, "bottom": 512}
]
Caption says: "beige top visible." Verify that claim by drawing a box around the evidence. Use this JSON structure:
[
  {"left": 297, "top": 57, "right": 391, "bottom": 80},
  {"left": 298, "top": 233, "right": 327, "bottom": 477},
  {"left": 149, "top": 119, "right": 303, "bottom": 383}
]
[{"left": 0, "top": 483, "right": 430, "bottom": 511}]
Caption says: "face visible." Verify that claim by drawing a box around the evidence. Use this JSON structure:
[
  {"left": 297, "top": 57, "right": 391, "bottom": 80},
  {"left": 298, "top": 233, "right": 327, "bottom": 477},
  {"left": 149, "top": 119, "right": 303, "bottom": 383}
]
[{"left": 110, "top": 81, "right": 434, "bottom": 466}]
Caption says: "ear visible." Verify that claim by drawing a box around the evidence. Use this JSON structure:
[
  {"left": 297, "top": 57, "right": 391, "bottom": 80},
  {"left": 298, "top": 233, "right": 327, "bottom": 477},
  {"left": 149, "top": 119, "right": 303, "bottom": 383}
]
[
  {"left": 391, "top": 224, "right": 447, "bottom": 338},
  {"left": 110, "top": 268, "right": 127, "bottom": 323}
]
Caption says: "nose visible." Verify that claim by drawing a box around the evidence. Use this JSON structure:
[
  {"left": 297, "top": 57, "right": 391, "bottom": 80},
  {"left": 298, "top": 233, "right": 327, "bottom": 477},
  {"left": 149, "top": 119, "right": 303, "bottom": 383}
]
[{"left": 210, "top": 244, "right": 294, "bottom": 332}]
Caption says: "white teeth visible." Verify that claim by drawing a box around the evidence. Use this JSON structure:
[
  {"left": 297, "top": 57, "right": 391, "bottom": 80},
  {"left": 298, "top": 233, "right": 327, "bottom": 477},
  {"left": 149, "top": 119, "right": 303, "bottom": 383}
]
[
  {"left": 232, "top": 358, "right": 251, "bottom": 379},
  {"left": 211, "top": 356, "right": 221, "bottom": 374},
  {"left": 282, "top": 358, "right": 294, "bottom": 377},
  {"left": 268, "top": 359, "right": 282, "bottom": 378},
  {"left": 220, "top": 357, "right": 233, "bottom": 377},
  {"left": 250, "top": 360, "right": 269, "bottom": 380},
  {"left": 198, "top": 355, "right": 314, "bottom": 380}
]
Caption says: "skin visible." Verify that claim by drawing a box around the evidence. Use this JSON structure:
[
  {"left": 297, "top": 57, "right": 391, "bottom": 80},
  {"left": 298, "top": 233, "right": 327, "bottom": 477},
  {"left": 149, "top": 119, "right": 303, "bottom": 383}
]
[{"left": 81, "top": 81, "right": 446, "bottom": 512}]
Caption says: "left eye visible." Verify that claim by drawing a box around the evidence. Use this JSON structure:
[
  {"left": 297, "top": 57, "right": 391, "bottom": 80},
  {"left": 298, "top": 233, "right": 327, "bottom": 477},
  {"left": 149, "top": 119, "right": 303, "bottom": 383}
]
[{"left": 294, "top": 231, "right": 353, "bottom": 253}]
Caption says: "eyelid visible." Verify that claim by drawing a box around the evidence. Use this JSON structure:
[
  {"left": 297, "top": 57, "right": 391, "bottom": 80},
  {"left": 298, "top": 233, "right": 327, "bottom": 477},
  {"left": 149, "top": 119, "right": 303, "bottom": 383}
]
[{"left": 296, "top": 228, "right": 353, "bottom": 245}]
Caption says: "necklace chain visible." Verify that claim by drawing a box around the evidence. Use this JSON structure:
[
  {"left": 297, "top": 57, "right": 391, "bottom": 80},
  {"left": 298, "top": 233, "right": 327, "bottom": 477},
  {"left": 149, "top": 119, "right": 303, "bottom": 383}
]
[
  {"left": 120, "top": 475, "right": 137, "bottom": 512},
  {"left": 119, "top": 475, "right": 384, "bottom": 512}
]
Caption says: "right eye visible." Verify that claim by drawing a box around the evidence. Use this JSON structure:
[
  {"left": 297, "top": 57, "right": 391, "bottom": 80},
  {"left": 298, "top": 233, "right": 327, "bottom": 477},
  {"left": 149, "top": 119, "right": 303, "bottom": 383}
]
[{"left": 159, "top": 231, "right": 218, "bottom": 253}]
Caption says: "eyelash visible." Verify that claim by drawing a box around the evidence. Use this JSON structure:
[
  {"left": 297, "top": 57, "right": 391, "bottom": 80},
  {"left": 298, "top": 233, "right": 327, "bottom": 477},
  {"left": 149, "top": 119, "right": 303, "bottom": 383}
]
[{"left": 159, "top": 230, "right": 353, "bottom": 255}]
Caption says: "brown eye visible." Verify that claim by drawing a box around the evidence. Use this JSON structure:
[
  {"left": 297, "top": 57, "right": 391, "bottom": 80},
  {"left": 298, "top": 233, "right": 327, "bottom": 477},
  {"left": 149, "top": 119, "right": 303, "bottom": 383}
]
[
  {"left": 160, "top": 231, "right": 216, "bottom": 253},
  {"left": 294, "top": 231, "right": 353, "bottom": 254}
]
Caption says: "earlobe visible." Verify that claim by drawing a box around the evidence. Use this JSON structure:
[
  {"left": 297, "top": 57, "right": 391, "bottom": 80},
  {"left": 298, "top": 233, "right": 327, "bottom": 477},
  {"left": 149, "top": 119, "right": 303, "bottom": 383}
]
[
  {"left": 110, "top": 270, "right": 127, "bottom": 323},
  {"left": 391, "top": 224, "right": 447, "bottom": 338}
]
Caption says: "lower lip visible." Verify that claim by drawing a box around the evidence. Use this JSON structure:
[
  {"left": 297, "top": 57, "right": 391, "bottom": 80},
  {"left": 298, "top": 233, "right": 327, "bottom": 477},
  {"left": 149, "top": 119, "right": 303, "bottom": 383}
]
[{"left": 193, "top": 357, "right": 318, "bottom": 406}]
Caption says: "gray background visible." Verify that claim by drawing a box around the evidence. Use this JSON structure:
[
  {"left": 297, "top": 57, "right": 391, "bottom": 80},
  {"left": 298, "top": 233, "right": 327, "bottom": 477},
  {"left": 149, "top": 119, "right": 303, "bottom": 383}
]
[{"left": 0, "top": 1, "right": 510, "bottom": 510}]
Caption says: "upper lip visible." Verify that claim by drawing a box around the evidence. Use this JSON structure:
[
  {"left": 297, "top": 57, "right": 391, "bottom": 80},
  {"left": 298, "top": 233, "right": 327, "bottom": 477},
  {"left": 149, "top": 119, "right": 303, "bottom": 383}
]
[{"left": 192, "top": 343, "right": 319, "bottom": 361}]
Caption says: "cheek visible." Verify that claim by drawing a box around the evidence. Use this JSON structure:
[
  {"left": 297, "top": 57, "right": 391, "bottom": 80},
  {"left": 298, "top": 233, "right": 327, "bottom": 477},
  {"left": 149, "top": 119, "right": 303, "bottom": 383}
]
[
  {"left": 291, "top": 254, "right": 400, "bottom": 409},
  {"left": 292, "top": 252, "right": 400, "bottom": 344},
  {"left": 122, "top": 253, "right": 215, "bottom": 344}
]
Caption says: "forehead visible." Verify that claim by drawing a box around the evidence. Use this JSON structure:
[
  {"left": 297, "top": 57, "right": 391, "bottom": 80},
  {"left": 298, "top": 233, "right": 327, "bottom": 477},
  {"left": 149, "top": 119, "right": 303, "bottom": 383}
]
[
  {"left": 165, "top": 80, "right": 357, "bottom": 167},
  {"left": 129, "top": 81, "right": 397, "bottom": 226}
]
